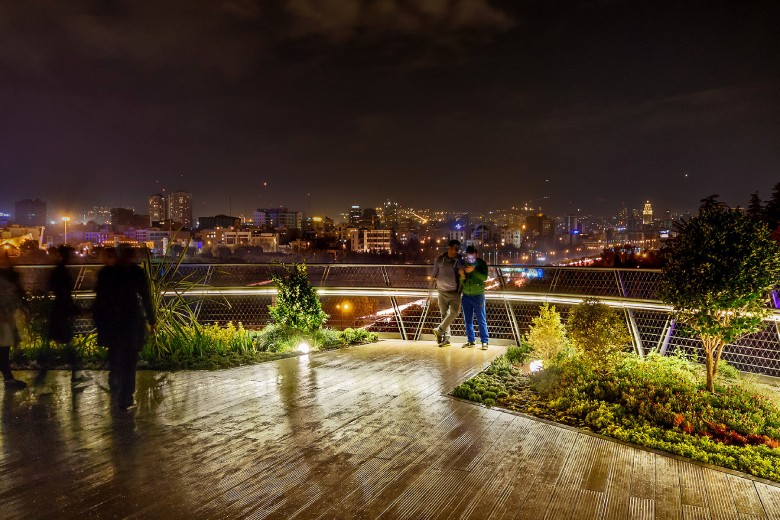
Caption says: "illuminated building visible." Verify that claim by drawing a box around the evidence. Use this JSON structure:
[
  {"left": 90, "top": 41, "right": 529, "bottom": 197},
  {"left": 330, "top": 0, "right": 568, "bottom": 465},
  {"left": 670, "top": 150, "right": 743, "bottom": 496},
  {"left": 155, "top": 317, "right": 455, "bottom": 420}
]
[
  {"left": 148, "top": 194, "right": 166, "bottom": 225},
  {"left": 349, "top": 205, "right": 362, "bottom": 227},
  {"left": 168, "top": 191, "right": 193, "bottom": 228},
  {"left": 643, "top": 201, "right": 653, "bottom": 225}
]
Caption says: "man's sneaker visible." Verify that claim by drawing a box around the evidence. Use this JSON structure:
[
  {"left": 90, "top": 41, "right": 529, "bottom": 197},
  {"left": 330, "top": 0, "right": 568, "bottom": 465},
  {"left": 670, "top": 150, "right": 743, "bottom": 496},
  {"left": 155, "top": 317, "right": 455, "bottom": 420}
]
[
  {"left": 432, "top": 327, "right": 443, "bottom": 344},
  {"left": 481, "top": 342, "right": 489, "bottom": 350},
  {"left": 462, "top": 342, "right": 476, "bottom": 348},
  {"left": 4, "top": 378, "right": 27, "bottom": 389},
  {"left": 438, "top": 337, "right": 451, "bottom": 347}
]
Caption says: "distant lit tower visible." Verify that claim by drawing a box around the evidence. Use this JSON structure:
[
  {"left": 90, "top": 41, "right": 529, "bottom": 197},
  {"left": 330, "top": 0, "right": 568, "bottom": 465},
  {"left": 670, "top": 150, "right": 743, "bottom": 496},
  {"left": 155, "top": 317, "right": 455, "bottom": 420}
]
[
  {"left": 148, "top": 194, "right": 167, "bottom": 226},
  {"left": 168, "top": 191, "right": 193, "bottom": 228},
  {"left": 642, "top": 201, "right": 653, "bottom": 225},
  {"left": 383, "top": 200, "right": 400, "bottom": 229},
  {"left": 349, "top": 205, "right": 361, "bottom": 227}
]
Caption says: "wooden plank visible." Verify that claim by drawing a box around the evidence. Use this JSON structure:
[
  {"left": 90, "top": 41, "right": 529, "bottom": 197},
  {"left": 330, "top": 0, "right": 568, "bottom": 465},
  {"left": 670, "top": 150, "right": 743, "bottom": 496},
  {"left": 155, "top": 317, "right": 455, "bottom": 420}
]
[
  {"left": 728, "top": 475, "right": 765, "bottom": 518},
  {"left": 492, "top": 426, "right": 578, "bottom": 520},
  {"left": 537, "top": 432, "right": 594, "bottom": 519},
  {"left": 656, "top": 455, "right": 682, "bottom": 520},
  {"left": 754, "top": 481, "right": 780, "bottom": 520},
  {"left": 602, "top": 443, "right": 636, "bottom": 520},
  {"left": 683, "top": 504, "right": 713, "bottom": 520},
  {"left": 679, "top": 461, "right": 708, "bottom": 508},
  {"left": 582, "top": 436, "right": 615, "bottom": 493},
  {"left": 701, "top": 465, "right": 741, "bottom": 520},
  {"left": 630, "top": 448, "right": 656, "bottom": 500}
]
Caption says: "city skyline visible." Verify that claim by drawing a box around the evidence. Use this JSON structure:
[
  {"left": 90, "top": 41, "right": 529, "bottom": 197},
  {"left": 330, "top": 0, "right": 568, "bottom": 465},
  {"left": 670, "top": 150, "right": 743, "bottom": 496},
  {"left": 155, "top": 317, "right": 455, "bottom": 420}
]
[{"left": 1, "top": 2, "right": 778, "bottom": 219}]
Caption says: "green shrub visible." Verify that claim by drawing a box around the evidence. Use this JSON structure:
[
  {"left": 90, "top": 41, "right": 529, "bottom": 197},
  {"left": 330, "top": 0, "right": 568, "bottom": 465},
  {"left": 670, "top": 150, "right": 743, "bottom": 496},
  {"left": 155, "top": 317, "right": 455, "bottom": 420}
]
[
  {"left": 505, "top": 343, "right": 532, "bottom": 364},
  {"left": 269, "top": 263, "right": 328, "bottom": 333},
  {"left": 255, "top": 323, "right": 300, "bottom": 353},
  {"left": 567, "top": 298, "right": 632, "bottom": 363},
  {"left": 525, "top": 303, "right": 568, "bottom": 362}
]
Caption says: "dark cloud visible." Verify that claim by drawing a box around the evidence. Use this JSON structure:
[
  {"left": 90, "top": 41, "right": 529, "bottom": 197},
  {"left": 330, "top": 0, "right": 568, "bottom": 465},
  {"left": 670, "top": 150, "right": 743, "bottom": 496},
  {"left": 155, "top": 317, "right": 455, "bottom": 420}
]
[
  {"left": 0, "top": 0, "right": 777, "bottom": 219},
  {"left": 0, "top": 0, "right": 514, "bottom": 79}
]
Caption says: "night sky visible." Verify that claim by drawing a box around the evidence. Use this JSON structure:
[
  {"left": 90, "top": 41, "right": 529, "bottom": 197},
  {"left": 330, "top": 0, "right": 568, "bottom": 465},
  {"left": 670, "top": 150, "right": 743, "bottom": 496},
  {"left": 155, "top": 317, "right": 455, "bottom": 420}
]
[{"left": 1, "top": 0, "right": 778, "bottom": 220}]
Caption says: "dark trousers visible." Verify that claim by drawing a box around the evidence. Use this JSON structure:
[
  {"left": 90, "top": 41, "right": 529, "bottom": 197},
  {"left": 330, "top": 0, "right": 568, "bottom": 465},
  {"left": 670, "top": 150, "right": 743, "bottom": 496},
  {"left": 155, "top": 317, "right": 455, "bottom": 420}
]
[
  {"left": 1, "top": 346, "right": 13, "bottom": 380},
  {"left": 108, "top": 348, "right": 138, "bottom": 408}
]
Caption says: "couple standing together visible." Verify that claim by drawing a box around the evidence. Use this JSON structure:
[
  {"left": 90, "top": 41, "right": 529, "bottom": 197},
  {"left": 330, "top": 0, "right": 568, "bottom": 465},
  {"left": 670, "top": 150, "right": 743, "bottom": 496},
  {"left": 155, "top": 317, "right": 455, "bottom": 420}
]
[{"left": 431, "top": 240, "right": 489, "bottom": 349}]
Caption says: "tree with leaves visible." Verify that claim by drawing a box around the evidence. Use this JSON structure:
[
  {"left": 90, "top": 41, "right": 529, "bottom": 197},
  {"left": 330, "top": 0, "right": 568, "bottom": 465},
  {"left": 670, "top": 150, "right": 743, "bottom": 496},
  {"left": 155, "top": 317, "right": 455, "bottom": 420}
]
[
  {"left": 766, "top": 182, "right": 780, "bottom": 234},
  {"left": 525, "top": 303, "right": 568, "bottom": 363},
  {"left": 659, "top": 196, "right": 780, "bottom": 392},
  {"left": 747, "top": 191, "right": 764, "bottom": 223},
  {"left": 269, "top": 263, "right": 328, "bottom": 333},
  {"left": 566, "top": 298, "right": 632, "bottom": 365}
]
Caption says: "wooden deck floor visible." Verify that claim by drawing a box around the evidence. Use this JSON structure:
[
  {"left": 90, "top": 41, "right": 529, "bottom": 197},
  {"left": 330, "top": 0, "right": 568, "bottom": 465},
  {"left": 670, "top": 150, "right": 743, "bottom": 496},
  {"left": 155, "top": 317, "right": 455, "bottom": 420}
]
[{"left": 1, "top": 340, "right": 779, "bottom": 519}]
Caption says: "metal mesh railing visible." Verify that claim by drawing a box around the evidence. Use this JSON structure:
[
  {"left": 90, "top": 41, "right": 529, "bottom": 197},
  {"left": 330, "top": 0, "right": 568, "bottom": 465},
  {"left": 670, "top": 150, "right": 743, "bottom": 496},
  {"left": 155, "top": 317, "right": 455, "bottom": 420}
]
[{"left": 14, "top": 263, "right": 780, "bottom": 378}]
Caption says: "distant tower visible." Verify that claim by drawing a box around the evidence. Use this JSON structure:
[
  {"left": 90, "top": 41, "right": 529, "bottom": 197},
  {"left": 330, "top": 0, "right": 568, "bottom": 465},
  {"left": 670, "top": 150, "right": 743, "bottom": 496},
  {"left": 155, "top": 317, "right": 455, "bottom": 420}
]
[
  {"left": 148, "top": 194, "right": 166, "bottom": 226},
  {"left": 168, "top": 191, "right": 193, "bottom": 228},
  {"left": 349, "top": 205, "right": 361, "bottom": 227},
  {"left": 383, "top": 200, "right": 400, "bottom": 229},
  {"left": 642, "top": 201, "right": 653, "bottom": 225}
]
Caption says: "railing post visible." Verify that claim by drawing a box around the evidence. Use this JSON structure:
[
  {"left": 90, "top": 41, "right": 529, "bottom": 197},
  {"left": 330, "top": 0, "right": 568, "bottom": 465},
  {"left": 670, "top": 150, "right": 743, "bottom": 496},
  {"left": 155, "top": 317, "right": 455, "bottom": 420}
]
[
  {"left": 616, "top": 270, "right": 644, "bottom": 357},
  {"left": 496, "top": 267, "right": 522, "bottom": 346},
  {"left": 659, "top": 318, "right": 675, "bottom": 356},
  {"left": 381, "top": 266, "right": 407, "bottom": 341},
  {"left": 74, "top": 266, "right": 88, "bottom": 291}
]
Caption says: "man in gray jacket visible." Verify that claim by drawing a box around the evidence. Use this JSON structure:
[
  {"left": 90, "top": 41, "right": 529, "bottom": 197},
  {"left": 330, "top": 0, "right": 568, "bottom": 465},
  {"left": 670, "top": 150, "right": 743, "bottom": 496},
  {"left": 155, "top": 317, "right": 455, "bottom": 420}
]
[{"left": 431, "top": 239, "right": 462, "bottom": 347}]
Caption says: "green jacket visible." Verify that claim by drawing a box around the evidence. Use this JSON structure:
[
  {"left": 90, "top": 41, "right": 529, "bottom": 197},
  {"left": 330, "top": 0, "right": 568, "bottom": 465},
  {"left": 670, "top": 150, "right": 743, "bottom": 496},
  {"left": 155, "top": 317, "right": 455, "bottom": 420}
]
[{"left": 460, "top": 258, "right": 488, "bottom": 295}]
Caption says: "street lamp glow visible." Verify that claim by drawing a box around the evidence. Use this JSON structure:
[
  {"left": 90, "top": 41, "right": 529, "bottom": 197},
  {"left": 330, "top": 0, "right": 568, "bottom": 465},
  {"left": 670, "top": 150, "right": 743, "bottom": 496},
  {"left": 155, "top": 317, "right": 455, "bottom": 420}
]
[{"left": 61, "top": 216, "right": 71, "bottom": 245}]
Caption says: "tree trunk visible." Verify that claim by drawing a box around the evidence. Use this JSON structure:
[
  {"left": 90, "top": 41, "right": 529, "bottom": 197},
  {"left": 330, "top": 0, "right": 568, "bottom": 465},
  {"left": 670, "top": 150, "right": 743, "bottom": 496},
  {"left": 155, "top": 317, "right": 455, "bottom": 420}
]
[{"left": 702, "top": 335, "right": 722, "bottom": 392}]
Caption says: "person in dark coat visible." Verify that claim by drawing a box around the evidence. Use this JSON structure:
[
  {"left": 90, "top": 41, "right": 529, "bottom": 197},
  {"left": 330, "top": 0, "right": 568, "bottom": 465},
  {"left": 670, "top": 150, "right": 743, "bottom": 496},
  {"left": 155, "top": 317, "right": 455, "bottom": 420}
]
[
  {"left": 0, "top": 251, "right": 27, "bottom": 389},
  {"left": 93, "top": 246, "right": 156, "bottom": 411},
  {"left": 48, "top": 245, "right": 86, "bottom": 382}
]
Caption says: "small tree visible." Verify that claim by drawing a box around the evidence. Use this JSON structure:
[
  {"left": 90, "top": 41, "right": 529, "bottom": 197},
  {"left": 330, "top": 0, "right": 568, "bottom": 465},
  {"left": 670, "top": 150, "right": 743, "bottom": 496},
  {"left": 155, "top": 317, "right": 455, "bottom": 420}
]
[
  {"left": 525, "top": 303, "right": 568, "bottom": 363},
  {"left": 567, "top": 298, "right": 632, "bottom": 364},
  {"left": 269, "top": 263, "right": 328, "bottom": 333},
  {"left": 660, "top": 196, "right": 780, "bottom": 392}
]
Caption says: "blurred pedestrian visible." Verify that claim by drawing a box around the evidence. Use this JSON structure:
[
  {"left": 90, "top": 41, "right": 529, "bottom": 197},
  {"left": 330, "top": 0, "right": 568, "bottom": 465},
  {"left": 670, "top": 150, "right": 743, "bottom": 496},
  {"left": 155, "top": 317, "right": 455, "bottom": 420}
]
[
  {"left": 459, "top": 245, "right": 490, "bottom": 350},
  {"left": 0, "top": 251, "right": 27, "bottom": 389},
  {"left": 48, "top": 245, "right": 86, "bottom": 382},
  {"left": 431, "top": 239, "right": 462, "bottom": 347},
  {"left": 93, "top": 246, "right": 156, "bottom": 412}
]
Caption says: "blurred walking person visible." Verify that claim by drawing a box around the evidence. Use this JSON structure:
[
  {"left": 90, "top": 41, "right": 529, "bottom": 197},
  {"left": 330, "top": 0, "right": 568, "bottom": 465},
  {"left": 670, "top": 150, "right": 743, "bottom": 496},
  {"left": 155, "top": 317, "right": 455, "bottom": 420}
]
[
  {"left": 93, "top": 246, "right": 156, "bottom": 412},
  {"left": 431, "top": 239, "right": 463, "bottom": 347},
  {"left": 0, "top": 251, "right": 27, "bottom": 389},
  {"left": 48, "top": 245, "right": 86, "bottom": 382}
]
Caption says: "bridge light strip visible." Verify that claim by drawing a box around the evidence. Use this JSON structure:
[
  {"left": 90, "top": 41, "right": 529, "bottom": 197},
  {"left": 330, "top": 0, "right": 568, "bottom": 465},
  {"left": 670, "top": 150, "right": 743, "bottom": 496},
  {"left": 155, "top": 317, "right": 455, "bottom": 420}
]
[{"left": 79, "top": 286, "right": 778, "bottom": 323}]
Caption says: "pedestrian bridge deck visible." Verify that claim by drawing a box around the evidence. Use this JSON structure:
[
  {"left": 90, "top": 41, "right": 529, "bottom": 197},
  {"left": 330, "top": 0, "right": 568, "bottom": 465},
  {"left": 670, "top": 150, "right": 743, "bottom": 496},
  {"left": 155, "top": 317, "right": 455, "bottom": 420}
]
[{"left": 1, "top": 341, "right": 779, "bottom": 519}]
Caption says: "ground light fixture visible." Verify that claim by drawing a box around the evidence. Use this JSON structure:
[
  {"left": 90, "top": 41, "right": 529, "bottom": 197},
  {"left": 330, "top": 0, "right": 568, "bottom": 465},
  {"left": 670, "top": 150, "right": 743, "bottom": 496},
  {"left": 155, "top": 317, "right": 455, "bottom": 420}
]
[{"left": 297, "top": 342, "right": 310, "bottom": 354}]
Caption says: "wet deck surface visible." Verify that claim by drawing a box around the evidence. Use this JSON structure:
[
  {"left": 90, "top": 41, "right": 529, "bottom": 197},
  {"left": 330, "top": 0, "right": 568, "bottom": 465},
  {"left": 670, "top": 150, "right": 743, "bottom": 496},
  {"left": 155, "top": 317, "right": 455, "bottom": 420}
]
[{"left": 1, "top": 340, "right": 779, "bottom": 520}]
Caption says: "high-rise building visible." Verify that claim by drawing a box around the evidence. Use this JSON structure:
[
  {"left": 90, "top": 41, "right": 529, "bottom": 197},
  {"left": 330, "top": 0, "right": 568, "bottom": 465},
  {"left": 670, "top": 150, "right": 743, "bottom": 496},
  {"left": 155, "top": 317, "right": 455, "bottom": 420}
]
[
  {"left": 148, "top": 194, "right": 167, "bottom": 225},
  {"left": 349, "top": 205, "right": 361, "bottom": 227},
  {"left": 383, "top": 200, "right": 400, "bottom": 229},
  {"left": 14, "top": 198, "right": 47, "bottom": 226},
  {"left": 642, "top": 201, "right": 653, "bottom": 225},
  {"left": 85, "top": 207, "right": 111, "bottom": 225},
  {"left": 253, "top": 207, "right": 302, "bottom": 230},
  {"left": 168, "top": 191, "right": 193, "bottom": 228},
  {"left": 198, "top": 214, "right": 241, "bottom": 229},
  {"left": 110, "top": 207, "right": 134, "bottom": 227},
  {"left": 361, "top": 208, "right": 379, "bottom": 229}
]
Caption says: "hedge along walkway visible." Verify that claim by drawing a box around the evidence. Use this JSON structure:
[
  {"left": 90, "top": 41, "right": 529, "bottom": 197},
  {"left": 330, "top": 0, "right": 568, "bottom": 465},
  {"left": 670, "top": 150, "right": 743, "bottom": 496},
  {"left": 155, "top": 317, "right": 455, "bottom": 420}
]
[{"left": 1, "top": 341, "right": 779, "bottom": 520}]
